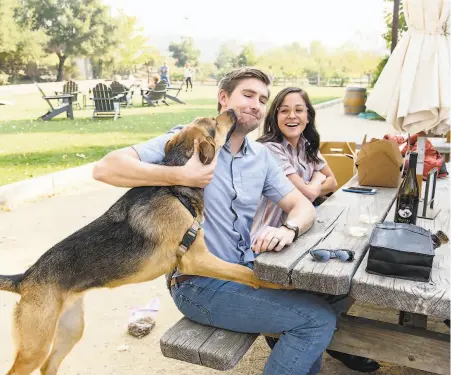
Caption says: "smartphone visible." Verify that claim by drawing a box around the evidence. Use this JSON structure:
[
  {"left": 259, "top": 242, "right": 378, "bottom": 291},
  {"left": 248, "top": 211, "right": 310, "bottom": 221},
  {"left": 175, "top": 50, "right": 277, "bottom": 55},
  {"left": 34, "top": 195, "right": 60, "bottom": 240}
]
[{"left": 342, "top": 186, "right": 377, "bottom": 195}]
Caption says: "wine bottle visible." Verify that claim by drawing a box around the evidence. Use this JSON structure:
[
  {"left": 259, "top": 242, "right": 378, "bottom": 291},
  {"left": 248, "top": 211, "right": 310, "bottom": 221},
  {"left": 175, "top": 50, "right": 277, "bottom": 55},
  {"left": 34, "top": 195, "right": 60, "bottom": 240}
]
[{"left": 394, "top": 152, "right": 420, "bottom": 224}]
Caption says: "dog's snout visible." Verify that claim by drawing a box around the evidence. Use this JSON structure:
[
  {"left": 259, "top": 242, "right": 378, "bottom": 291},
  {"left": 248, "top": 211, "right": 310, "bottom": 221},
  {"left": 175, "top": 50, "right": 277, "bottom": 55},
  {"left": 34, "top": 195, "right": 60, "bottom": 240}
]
[{"left": 226, "top": 109, "right": 237, "bottom": 123}]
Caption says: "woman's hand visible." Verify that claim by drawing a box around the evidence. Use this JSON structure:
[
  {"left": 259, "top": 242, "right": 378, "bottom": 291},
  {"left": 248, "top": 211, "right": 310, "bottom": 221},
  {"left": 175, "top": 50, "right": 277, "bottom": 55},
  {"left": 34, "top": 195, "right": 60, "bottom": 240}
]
[
  {"left": 311, "top": 171, "right": 326, "bottom": 185},
  {"left": 252, "top": 226, "right": 296, "bottom": 254}
]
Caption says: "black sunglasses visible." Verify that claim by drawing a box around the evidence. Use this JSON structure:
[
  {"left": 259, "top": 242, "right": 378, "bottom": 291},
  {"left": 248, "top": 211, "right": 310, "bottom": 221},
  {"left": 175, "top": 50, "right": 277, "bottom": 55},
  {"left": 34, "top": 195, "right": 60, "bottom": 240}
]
[{"left": 309, "top": 249, "right": 355, "bottom": 262}]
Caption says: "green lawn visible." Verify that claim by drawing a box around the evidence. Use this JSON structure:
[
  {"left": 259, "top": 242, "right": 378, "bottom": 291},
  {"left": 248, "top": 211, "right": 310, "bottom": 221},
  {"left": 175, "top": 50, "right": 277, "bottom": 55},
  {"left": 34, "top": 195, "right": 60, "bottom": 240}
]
[{"left": 0, "top": 85, "right": 345, "bottom": 186}]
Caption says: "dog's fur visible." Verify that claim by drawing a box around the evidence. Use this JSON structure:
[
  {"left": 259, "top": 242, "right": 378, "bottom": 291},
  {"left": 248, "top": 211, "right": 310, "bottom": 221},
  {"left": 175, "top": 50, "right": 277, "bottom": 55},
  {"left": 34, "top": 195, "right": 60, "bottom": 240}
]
[{"left": 0, "top": 109, "right": 288, "bottom": 375}]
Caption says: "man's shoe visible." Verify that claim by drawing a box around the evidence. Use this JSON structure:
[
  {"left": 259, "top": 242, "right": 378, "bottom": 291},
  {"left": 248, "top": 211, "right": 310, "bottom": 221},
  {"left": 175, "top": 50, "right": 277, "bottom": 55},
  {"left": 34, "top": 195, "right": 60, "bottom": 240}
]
[{"left": 326, "top": 349, "right": 380, "bottom": 372}]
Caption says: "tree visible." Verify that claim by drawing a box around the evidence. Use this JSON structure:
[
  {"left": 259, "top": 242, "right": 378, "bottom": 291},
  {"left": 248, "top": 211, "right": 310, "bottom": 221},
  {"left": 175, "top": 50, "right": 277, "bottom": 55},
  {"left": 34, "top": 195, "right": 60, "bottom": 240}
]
[
  {"left": 383, "top": 0, "right": 407, "bottom": 51},
  {"left": 214, "top": 42, "right": 239, "bottom": 70},
  {"left": 20, "top": 0, "right": 118, "bottom": 81},
  {"left": 168, "top": 37, "right": 200, "bottom": 68},
  {"left": 237, "top": 43, "right": 258, "bottom": 67},
  {"left": 106, "top": 11, "right": 160, "bottom": 76},
  {"left": 0, "top": 0, "right": 47, "bottom": 81}
]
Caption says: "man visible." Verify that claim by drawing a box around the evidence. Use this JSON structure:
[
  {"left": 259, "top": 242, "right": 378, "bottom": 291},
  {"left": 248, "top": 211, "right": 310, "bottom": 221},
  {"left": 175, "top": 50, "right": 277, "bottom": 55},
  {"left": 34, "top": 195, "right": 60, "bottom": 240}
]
[
  {"left": 160, "top": 62, "right": 170, "bottom": 87},
  {"left": 93, "top": 67, "right": 378, "bottom": 374}
]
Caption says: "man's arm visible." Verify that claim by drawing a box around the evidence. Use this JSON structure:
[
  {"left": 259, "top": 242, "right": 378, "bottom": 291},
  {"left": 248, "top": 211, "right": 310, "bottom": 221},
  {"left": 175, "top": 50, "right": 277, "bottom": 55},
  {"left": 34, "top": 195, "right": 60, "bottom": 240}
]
[
  {"left": 253, "top": 189, "right": 316, "bottom": 254},
  {"left": 93, "top": 141, "right": 217, "bottom": 188}
]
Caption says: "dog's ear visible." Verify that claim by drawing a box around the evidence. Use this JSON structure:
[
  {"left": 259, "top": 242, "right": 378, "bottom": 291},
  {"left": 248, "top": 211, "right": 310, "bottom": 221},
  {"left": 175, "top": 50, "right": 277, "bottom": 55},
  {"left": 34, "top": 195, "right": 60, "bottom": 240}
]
[
  {"left": 198, "top": 138, "right": 215, "bottom": 165},
  {"left": 164, "top": 133, "right": 180, "bottom": 154}
]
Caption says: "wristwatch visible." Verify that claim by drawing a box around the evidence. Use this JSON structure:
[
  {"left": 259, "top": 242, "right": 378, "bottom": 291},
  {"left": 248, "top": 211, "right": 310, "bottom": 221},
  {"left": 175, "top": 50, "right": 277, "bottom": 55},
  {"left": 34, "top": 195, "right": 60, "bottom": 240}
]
[{"left": 281, "top": 220, "right": 300, "bottom": 240}]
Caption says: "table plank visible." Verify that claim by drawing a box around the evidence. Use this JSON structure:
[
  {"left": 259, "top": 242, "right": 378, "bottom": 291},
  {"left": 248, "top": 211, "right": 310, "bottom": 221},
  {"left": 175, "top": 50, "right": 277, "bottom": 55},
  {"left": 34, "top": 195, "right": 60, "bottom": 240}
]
[
  {"left": 254, "top": 204, "right": 345, "bottom": 286},
  {"left": 351, "top": 177, "right": 450, "bottom": 319},
  {"left": 255, "top": 175, "right": 399, "bottom": 294},
  {"left": 290, "top": 176, "right": 398, "bottom": 294}
]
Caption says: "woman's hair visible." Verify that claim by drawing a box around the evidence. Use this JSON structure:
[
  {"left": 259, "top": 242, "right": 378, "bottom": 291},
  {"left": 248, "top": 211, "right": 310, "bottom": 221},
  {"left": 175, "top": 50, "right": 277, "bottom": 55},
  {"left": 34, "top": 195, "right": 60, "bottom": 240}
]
[
  {"left": 258, "top": 87, "right": 321, "bottom": 165},
  {"left": 148, "top": 73, "right": 160, "bottom": 88}
]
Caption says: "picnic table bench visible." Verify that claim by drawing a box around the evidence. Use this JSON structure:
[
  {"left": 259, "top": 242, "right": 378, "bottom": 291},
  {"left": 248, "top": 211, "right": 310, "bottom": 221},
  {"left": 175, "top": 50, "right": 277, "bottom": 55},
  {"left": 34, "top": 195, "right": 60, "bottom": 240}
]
[{"left": 161, "top": 173, "right": 450, "bottom": 374}]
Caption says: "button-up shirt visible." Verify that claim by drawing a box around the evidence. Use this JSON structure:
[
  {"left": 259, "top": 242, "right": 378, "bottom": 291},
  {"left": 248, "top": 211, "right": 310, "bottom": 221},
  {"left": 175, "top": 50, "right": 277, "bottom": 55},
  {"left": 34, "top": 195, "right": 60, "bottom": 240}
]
[
  {"left": 251, "top": 137, "right": 327, "bottom": 243},
  {"left": 132, "top": 125, "right": 294, "bottom": 264}
]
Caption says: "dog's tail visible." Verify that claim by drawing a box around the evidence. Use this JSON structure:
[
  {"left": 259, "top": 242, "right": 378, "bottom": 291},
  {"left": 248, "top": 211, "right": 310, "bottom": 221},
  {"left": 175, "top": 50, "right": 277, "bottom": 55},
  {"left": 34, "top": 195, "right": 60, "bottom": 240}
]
[{"left": 0, "top": 274, "right": 23, "bottom": 294}]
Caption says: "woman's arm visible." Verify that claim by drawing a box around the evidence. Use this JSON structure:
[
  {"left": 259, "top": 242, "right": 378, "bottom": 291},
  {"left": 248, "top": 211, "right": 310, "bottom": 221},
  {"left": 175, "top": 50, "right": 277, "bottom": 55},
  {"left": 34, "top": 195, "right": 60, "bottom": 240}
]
[
  {"left": 286, "top": 173, "right": 322, "bottom": 202},
  {"left": 317, "top": 165, "right": 338, "bottom": 195}
]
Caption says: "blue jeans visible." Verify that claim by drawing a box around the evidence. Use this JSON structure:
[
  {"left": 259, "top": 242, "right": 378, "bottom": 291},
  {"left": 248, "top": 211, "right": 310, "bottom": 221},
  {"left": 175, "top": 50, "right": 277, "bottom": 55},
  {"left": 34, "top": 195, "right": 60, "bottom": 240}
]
[
  {"left": 171, "top": 268, "right": 348, "bottom": 375},
  {"left": 161, "top": 75, "right": 171, "bottom": 87}
]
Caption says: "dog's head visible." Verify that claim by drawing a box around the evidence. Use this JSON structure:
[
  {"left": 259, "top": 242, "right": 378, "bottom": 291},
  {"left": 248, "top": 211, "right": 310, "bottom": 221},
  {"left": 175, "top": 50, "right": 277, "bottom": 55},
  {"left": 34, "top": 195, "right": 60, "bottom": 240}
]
[{"left": 164, "top": 109, "right": 237, "bottom": 165}]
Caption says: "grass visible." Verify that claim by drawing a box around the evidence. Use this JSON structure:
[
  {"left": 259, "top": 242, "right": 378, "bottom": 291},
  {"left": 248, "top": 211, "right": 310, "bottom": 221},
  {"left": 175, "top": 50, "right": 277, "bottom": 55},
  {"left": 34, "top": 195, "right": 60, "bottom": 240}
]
[{"left": 0, "top": 84, "right": 345, "bottom": 186}]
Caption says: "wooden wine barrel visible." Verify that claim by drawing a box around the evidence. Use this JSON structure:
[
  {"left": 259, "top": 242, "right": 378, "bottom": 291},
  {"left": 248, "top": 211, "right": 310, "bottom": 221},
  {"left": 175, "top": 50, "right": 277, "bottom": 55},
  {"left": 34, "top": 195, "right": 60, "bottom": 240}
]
[{"left": 343, "top": 87, "right": 367, "bottom": 115}]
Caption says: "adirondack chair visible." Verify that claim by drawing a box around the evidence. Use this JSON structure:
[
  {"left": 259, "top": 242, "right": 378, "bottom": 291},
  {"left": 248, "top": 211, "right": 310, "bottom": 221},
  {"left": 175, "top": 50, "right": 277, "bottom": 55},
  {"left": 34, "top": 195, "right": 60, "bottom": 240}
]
[
  {"left": 56, "top": 80, "right": 82, "bottom": 109},
  {"left": 91, "top": 83, "right": 121, "bottom": 120},
  {"left": 166, "top": 81, "right": 185, "bottom": 104},
  {"left": 141, "top": 81, "right": 169, "bottom": 107},
  {"left": 34, "top": 82, "right": 74, "bottom": 121},
  {"left": 110, "top": 81, "right": 132, "bottom": 107}
]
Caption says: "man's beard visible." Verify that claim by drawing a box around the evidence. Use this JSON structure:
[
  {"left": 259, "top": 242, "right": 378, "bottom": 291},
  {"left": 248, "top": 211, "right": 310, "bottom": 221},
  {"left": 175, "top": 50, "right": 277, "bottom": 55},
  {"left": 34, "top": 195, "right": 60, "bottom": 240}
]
[{"left": 236, "top": 115, "right": 261, "bottom": 134}]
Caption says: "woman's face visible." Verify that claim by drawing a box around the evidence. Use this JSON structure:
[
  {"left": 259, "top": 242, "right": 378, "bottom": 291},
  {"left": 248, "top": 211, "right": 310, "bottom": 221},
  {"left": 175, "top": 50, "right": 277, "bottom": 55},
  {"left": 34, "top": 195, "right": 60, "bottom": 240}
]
[{"left": 276, "top": 92, "right": 309, "bottom": 143}]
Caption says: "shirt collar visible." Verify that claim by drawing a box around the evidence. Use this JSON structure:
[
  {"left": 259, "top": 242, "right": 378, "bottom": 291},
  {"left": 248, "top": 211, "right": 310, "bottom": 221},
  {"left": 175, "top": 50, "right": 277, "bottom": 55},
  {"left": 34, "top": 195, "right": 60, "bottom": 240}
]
[
  {"left": 224, "top": 136, "right": 252, "bottom": 155},
  {"left": 282, "top": 136, "right": 308, "bottom": 154}
]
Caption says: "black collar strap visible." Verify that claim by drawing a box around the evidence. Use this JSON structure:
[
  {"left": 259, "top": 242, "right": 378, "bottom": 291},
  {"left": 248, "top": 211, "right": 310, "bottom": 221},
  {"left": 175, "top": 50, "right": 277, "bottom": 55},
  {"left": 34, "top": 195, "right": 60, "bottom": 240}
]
[
  {"left": 177, "top": 220, "right": 201, "bottom": 258},
  {"left": 173, "top": 192, "right": 197, "bottom": 218}
]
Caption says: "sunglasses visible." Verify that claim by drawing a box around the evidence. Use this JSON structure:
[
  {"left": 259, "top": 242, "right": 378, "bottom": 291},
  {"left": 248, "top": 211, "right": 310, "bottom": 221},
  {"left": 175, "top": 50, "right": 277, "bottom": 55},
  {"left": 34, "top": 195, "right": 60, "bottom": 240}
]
[{"left": 309, "top": 249, "right": 355, "bottom": 262}]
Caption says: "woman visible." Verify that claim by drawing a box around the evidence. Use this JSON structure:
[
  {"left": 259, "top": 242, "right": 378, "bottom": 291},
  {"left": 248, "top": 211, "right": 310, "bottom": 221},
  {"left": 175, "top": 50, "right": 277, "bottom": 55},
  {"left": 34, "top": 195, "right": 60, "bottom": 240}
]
[
  {"left": 251, "top": 87, "right": 338, "bottom": 244},
  {"left": 184, "top": 63, "right": 193, "bottom": 92},
  {"left": 147, "top": 73, "right": 160, "bottom": 90},
  {"left": 251, "top": 87, "right": 380, "bottom": 374}
]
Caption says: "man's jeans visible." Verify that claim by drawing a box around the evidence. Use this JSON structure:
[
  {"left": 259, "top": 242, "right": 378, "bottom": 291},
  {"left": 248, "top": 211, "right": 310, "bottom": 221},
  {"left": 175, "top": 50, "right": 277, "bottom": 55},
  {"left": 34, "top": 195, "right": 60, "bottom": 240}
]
[{"left": 171, "top": 271, "right": 348, "bottom": 375}]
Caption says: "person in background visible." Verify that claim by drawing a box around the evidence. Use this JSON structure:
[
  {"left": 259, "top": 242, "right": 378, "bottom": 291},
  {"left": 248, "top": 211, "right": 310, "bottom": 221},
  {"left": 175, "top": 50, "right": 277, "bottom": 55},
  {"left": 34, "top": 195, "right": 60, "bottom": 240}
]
[
  {"left": 142, "top": 73, "right": 161, "bottom": 105},
  {"left": 148, "top": 73, "right": 160, "bottom": 90},
  {"left": 184, "top": 62, "right": 193, "bottom": 92},
  {"left": 160, "top": 62, "right": 171, "bottom": 87},
  {"left": 251, "top": 86, "right": 380, "bottom": 373}
]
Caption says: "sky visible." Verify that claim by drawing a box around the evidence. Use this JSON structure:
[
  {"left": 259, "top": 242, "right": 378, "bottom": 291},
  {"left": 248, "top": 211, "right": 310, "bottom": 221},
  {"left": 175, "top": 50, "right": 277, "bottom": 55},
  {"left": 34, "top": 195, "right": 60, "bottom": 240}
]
[{"left": 102, "top": 0, "right": 390, "bottom": 60}]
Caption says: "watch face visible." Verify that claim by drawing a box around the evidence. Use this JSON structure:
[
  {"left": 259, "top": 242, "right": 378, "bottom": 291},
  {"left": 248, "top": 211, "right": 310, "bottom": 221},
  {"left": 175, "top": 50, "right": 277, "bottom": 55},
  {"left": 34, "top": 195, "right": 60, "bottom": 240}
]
[{"left": 285, "top": 220, "right": 297, "bottom": 228}]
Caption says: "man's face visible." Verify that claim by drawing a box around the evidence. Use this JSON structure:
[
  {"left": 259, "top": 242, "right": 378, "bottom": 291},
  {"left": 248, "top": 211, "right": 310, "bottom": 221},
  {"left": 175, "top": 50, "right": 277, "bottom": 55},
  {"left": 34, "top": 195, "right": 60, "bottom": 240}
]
[{"left": 218, "top": 78, "right": 269, "bottom": 134}]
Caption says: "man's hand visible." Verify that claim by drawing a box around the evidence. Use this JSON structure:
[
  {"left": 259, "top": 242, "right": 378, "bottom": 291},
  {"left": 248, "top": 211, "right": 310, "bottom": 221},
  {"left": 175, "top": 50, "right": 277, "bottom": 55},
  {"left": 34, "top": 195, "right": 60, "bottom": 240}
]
[
  {"left": 252, "top": 226, "right": 296, "bottom": 254},
  {"left": 178, "top": 139, "right": 218, "bottom": 188}
]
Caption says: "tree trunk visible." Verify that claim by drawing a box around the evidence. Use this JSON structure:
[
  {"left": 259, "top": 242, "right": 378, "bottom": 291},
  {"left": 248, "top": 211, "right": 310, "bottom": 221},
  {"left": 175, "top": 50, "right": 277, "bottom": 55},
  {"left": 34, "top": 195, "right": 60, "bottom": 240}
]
[
  {"left": 56, "top": 54, "right": 67, "bottom": 82},
  {"left": 391, "top": 0, "right": 400, "bottom": 53}
]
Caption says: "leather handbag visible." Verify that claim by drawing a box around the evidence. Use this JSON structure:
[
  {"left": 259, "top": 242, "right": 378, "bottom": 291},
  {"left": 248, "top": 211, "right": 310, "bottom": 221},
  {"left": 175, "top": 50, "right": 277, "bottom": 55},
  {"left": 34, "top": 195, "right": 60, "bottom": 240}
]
[{"left": 366, "top": 222, "right": 434, "bottom": 282}]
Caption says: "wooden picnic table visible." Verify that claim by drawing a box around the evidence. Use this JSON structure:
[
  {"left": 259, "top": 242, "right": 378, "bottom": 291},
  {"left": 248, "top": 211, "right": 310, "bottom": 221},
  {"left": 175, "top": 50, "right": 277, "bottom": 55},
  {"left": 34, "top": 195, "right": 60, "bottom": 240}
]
[
  {"left": 161, "top": 170, "right": 450, "bottom": 374},
  {"left": 254, "top": 173, "right": 450, "bottom": 374}
]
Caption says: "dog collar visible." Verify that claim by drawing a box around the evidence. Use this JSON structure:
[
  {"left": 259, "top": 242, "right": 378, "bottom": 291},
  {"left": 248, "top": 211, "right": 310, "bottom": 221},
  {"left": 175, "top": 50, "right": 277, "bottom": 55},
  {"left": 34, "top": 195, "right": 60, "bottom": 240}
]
[
  {"left": 173, "top": 192, "right": 197, "bottom": 218},
  {"left": 177, "top": 220, "right": 201, "bottom": 257}
]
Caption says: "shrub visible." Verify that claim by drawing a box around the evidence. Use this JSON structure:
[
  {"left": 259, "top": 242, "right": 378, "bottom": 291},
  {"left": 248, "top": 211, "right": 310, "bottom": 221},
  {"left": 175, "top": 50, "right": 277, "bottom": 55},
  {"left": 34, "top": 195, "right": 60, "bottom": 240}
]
[
  {"left": 0, "top": 71, "right": 10, "bottom": 85},
  {"left": 371, "top": 56, "right": 389, "bottom": 87}
]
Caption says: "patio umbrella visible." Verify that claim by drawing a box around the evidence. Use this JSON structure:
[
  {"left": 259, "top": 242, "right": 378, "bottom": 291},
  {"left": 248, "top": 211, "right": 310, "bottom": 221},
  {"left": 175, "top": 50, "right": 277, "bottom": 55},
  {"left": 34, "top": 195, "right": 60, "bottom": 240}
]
[{"left": 366, "top": 0, "right": 450, "bottom": 136}]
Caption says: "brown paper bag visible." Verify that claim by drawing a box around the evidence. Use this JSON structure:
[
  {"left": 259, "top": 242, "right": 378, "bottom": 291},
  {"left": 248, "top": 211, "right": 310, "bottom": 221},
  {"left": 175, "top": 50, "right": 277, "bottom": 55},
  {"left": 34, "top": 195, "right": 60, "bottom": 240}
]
[
  {"left": 355, "top": 136, "right": 403, "bottom": 187},
  {"left": 320, "top": 142, "right": 357, "bottom": 189}
]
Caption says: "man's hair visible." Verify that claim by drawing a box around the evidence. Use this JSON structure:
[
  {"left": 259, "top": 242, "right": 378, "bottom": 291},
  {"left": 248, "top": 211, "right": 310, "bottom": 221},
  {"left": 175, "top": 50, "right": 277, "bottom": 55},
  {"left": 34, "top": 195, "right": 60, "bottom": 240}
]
[{"left": 217, "top": 67, "right": 270, "bottom": 112}]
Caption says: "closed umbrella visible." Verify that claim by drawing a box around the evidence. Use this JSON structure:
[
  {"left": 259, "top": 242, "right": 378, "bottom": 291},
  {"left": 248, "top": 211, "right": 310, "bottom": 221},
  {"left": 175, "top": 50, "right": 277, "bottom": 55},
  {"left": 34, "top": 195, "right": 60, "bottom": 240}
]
[{"left": 366, "top": 0, "right": 450, "bottom": 136}]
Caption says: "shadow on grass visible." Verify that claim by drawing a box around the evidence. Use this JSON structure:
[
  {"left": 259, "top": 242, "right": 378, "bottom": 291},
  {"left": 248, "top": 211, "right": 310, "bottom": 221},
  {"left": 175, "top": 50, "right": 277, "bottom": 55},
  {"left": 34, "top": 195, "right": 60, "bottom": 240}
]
[{"left": 0, "top": 108, "right": 217, "bottom": 135}]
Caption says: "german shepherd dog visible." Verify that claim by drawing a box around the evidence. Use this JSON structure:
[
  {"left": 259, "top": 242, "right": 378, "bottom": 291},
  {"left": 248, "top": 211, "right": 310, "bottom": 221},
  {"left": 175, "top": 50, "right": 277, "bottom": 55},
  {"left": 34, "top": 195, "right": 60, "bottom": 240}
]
[{"left": 0, "top": 109, "right": 286, "bottom": 375}]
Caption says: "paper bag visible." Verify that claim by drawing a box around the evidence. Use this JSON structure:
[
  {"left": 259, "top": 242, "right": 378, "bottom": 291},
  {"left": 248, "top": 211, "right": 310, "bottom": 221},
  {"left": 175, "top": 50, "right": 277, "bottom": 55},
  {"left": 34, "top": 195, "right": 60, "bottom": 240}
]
[
  {"left": 355, "top": 136, "right": 403, "bottom": 187},
  {"left": 320, "top": 142, "right": 357, "bottom": 189}
]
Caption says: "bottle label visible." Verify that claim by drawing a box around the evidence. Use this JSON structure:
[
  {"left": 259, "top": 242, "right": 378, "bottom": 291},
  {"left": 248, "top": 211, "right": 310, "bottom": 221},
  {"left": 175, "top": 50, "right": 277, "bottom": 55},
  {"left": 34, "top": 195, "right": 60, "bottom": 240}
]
[
  {"left": 398, "top": 203, "right": 413, "bottom": 219},
  {"left": 395, "top": 199, "right": 418, "bottom": 224}
]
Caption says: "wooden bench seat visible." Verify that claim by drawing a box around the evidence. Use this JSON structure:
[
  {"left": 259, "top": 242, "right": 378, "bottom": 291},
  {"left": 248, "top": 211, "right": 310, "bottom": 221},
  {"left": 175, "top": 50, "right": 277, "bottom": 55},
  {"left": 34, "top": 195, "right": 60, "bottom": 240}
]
[
  {"left": 161, "top": 315, "right": 450, "bottom": 373},
  {"left": 160, "top": 317, "right": 257, "bottom": 370}
]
